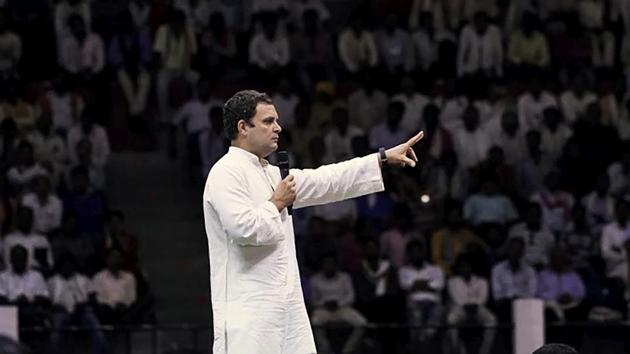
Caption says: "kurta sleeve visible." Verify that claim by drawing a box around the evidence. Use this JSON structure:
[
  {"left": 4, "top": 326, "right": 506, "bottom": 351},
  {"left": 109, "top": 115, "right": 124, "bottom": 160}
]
[
  {"left": 208, "top": 165, "right": 286, "bottom": 246},
  {"left": 291, "top": 153, "right": 384, "bottom": 209}
]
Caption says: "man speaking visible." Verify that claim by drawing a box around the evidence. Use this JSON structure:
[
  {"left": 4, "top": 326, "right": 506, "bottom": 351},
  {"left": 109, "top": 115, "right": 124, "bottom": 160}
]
[{"left": 203, "top": 90, "right": 423, "bottom": 354}]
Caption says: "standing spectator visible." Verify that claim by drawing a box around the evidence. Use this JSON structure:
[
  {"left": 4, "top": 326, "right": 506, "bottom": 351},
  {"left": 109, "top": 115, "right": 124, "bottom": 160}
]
[
  {"left": 310, "top": 255, "right": 366, "bottom": 354},
  {"left": 172, "top": 81, "right": 214, "bottom": 181},
  {"left": 54, "top": 0, "right": 91, "bottom": 44},
  {"left": 3, "top": 207, "right": 53, "bottom": 273},
  {"left": 447, "top": 254, "right": 496, "bottom": 354},
  {"left": 153, "top": 9, "right": 198, "bottom": 122},
  {"left": 93, "top": 249, "right": 137, "bottom": 324},
  {"left": 0, "top": 245, "right": 50, "bottom": 326},
  {"left": 20, "top": 175, "right": 63, "bottom": 235},
  {"left": 199, "top": 106, "right": 228, "bottom": 178},
  {"left": 537, "top": 248, "right": 586, "bottom": 321},
  {"left": 491, "top": 237, "right": 537, "bottom": 321},
  {"left": 337, "top": 16, "right": 378, "bottom": 75},
  {"left": 198, "top": 12, "right": 237, "bottom": 81},
  {"left": 67, "top": 106, "right": 110, "bottom": 168},
  {"left": 508, "top": 202, "right": 555, "bottom": 269},
  {"left": 399, "top": 240, "right": 445, "bottom": 341},
  {"left": 48, "top": 254, "right": 107, "bottom": 354},
  {"left": 59, "top": 15, "right": 105, "bottom": 77},
  {"left": 457, "top": 12, "right": 503, "bottom": 79}
]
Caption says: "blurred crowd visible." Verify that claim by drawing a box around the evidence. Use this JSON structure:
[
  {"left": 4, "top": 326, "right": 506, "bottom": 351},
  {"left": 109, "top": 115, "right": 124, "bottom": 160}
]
[{"left": 0, "top": 0, "right": 630, "bottom": 353}]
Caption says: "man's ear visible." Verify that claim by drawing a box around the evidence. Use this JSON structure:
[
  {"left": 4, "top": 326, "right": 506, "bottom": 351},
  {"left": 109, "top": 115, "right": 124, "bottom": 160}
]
[{"left": 237, "top": 120, "right": 248, "bottom": 137}]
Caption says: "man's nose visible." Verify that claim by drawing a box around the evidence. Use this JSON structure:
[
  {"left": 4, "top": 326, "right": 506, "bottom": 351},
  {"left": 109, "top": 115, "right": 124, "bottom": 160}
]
[{"left": 274, "top": 122, "right": 282, "bottom": 132}]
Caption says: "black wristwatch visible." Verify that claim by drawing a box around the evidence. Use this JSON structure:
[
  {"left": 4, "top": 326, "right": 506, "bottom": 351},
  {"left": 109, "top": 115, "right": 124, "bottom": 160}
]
[{"left": 378, "top": 147, "right": 388, "bottom": 164}]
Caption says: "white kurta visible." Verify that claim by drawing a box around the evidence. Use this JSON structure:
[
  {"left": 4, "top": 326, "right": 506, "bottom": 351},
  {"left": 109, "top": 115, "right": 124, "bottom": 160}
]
[{"left": 203, "top": 146, "right": 385, "bottom": 354}]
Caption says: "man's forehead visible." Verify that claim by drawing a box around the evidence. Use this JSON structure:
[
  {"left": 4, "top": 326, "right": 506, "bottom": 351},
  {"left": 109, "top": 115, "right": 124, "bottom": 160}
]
[{"left": 254, "top": 103, "right": 278, "bottom": 118}]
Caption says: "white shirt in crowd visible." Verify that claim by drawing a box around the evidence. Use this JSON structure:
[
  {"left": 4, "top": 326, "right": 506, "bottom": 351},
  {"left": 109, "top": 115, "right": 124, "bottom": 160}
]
[
  {"left": 399, "top": 263, "right": 445, "bottom": 303},
  {"left": 60, "top": 33, "right": 105, "bottom": 74},
  {"left": 457, "top": 23, "right": 503, "bottom": 77},
  {"left": 448, "top": 275, "right": 489, "bottom": 306},
  {"left": 21, "top": 193, "right": 63, "bottom": 234},
  {"left": 93, "top": 270, "right": 137, "bottom": 307},
  {"left": 337, "top": 28, "right": 379, "bottom": 73},
  {"left": 0, "top": 269, "right": 49, "bottom": 302},
  {"left": 392, "top": 93, "right": 430, "bottom": 133},
  {"left": 369, "top": 123, "right": 410, "bottom": 151},
  {"left": 172, "top": 99, "right": 212, "bottom": 135},
  {"left": 248, "top": 33, "right": 290, "bottom": 69},
  {"left": 348, "top": 89, "right": 388, "bottom": 132},
  {"left": 451, "top": 126, "right": 491, "bottom": 168},
  {"left": 601, "top": 220, "right": 630, "bottom": 280},
  {"left": 26, "top": 131, "right": 68, "bottom": 168},
  {"left": 67, "top": 124, "right": 110, "bottom": 167},
  {"left": 508, "top": 223, "right": 555, "bottom": 267},
  {"left": 541, "top": 124, "right": 573, "bottom": 163},
  {"left": 6, "top": 164, "right": 48, "bottom": 191},
  {"left": 153, "top": 25, "right": 197, "bottom": 70},
  {"left": 48, "top": 273, "right": 94, "bottom": 312},
  {"left": 375, "top": 29, "right": 415, "bottom": 73},
  {"left": 2, "top": 231, "right": 53, "bottom": 270},
  {"left": 324, "top": 125, "right": 364, "bottom": 162},
  {"left": 559, "top": 90, "right": 597, "bottom": 124},
  {"left": 47, "top": 90, "right": 84, "bottom": 132},
  {"left": 310, "top": 271, "right": 355, "bottom": 307},
  {"left": 0, "top": 30, "right": 21, "bottom": 72},
  {"left": 517, "top": 91, "right": 558, "bottom": 129},
  {"left": 271, "top": 93, "right": 299, "bottom": 128}
]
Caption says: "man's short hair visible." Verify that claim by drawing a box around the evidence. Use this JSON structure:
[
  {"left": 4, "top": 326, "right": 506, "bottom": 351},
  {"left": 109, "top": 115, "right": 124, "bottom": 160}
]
[
  {"left": 532, "top": 343, "right": 578, "bottom": 354},
  {"left": 222, "top": 90, "right": 273, "bottom": 140}
]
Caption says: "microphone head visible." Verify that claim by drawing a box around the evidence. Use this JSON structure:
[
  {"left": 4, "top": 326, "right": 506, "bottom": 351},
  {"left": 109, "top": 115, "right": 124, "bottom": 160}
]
[{"left": 277, "top": 150, "right": 289, "bottom": 167}]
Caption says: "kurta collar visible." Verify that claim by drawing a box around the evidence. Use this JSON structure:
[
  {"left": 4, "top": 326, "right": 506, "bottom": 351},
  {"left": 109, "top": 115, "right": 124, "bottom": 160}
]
[{"left": 228, "top": 146, "right": 269, "bottom": 167}]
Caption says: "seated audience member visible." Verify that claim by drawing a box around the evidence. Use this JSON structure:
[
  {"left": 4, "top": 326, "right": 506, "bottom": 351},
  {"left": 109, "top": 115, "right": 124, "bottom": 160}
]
[
  {"left": 66, "top": 138, "right": 106, "bottom": 191},
  {"left": 51, "top": 212, "right": 102, "bottom": 275},
  {"left": 432, "top": 202, "right": 482, "bottom": 275},
  {"left": 103, "top": 210, "right": 138, "bottom": 273},
  {"left": 600, "top": 199, "right": 630, "bottom": 283},
  {"left": 93, "top": 249, "right": 137, "bottom": 324},
  {"left": 463, "top": 179, "right": 518, "bottom": 226},
  {"left": 6, "top": 140, "right": 48, "bottom": 195},
  {"left": 67, "top": 106, "right": 110, "bottom": 168},
  {"left": 63, "top": 166, "right": 107, "bottom": 234},
  {"left": 536, "top": 248, "right": 586, "bottom": 322},
  {"left": 399, "top": 240, "right": 444, "bottom": 341},
  {"left": 530, "top": 171, "right": 574, "bottom": 235},
  {"left": 310, "top": 255, "right": 366, "bottom": 354},
  {"left": 3, "top": 207, "right": 53, "bottom": 274},
  {"left": 48, "top": 254, "right": 107, "bottom": 354},
  {"left": 508, "top": 202, "right": 555, "bottom": 269},
  {"left": 447, "top": 254, "right": 496, "bottom": 354},
  {"left": 581, "top": 173, "right": 614, "bottom": 237},
  {"left": 380, "top": 207, "right": 420, "bottom": 268},
  {"left": 0, "top": 245, "right": 50, "bottom": 326},
  {"left": 353, "top": 238, "right": 402, "bottom": 323},
  {"left": 491, "top": 237, "right": 537, "bottom": 322},
  {"left": 26, "top": 113, "right": 68, "bottom": 185},
  {"left": 21, "top": 174, "right": 63, "bottom": 235}
]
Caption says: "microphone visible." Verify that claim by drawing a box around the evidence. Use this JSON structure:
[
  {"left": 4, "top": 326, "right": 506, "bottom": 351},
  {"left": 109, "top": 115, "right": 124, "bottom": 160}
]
[{"left": 277, "top": 150, "right": 292, "bottom": 215}]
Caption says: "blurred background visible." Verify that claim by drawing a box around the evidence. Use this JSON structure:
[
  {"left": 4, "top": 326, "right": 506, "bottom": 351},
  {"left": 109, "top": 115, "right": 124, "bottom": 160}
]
[{"left": 0, "top": 0, "right": 630, "bottom": 353}]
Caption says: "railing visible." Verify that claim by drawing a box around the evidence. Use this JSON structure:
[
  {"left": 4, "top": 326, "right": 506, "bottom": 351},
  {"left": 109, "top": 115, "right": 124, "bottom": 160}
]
[{"left": 17, "top": 321, "right": 630, "bottom": 354}]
